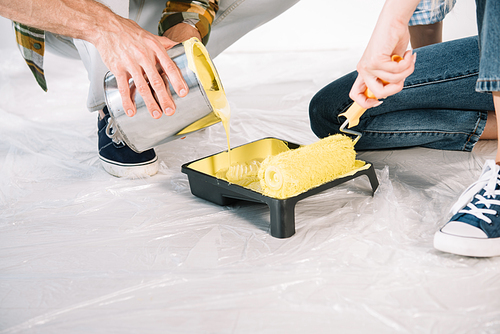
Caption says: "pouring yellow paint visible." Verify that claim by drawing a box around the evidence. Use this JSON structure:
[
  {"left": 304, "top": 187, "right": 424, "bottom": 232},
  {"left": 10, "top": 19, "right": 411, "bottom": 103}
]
[{"left": 184, "top": 38, "right": 232, "bottom": 166}]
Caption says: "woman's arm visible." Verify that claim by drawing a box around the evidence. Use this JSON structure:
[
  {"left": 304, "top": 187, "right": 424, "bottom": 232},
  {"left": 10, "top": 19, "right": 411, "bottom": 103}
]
[{"left": 350, "top": 0, "right": 420, "bottom": 109}]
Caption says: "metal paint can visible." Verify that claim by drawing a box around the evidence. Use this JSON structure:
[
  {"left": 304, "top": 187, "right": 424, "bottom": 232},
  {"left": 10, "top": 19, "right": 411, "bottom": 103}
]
[{"left": 103, "top": 41, "right": 221, "bottom": 153}]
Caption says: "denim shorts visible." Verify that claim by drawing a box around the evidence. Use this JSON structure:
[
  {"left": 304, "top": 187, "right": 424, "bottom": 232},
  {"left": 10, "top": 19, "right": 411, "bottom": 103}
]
[{"left": 476, "top": 0, "right": 500, "bottom": 92}]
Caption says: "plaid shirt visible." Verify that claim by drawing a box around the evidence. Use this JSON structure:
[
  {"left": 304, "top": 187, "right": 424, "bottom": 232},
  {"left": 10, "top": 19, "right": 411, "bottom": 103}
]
[
  {"left": 159, "top": 0, "right": 218, "bottom": 45},
  {"left": 13, "top": 22, "right": 47, "bottom": 91},
  {"left": 14, "top": 0, "right": 218, "bottom": 92},
  {"left": 409, "top": 0, "right": 456, "bottom": 26}
]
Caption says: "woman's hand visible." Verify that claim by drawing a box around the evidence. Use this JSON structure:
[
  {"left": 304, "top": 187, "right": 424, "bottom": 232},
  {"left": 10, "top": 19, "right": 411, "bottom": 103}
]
[{"left": 350, "top": 50, "right": 416, "bottom": 109}]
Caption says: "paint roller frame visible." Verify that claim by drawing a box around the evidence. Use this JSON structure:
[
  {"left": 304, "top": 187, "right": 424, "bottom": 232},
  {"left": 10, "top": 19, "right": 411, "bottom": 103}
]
[
  {"left": 181, "top": 137, "right": 379, "bottom": 238},
  {"left": 339, "top": 55, "right": 404, "bottom": 144}
]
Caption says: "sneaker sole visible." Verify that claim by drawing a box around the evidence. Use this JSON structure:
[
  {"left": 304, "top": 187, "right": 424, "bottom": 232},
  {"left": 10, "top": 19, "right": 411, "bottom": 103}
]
[
  {"left": 99, "top": 155, "right": 159, "bottom": 178},
  {"left": 434, "top": 230, "right": 500, "bottom": 257}
]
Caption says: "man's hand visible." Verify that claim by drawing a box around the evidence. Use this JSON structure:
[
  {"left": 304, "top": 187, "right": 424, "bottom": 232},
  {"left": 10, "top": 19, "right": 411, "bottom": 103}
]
[
  {"left": 163, "top": 22, "right": 202, "bottom": 43},
  {"left": 94, "top": 20, "right": 203, "bottom": 119},
  {"left": 92, "top": 16, "right": 189, "bottom": 119}
]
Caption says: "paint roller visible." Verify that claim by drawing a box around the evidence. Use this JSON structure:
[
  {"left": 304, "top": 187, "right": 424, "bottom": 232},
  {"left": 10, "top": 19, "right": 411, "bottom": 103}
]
[
  {"left": 256, "top": 55, "right": 403, "bottom": 199},
  {"left": 339, "top": 54, "right": 403, "bottom": 143},
  {"left": 258, "top": 134, "right": 357, "bottom": 199}
]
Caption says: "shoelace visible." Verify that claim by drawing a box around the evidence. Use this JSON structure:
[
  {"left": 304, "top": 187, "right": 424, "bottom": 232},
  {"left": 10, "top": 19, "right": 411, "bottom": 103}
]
[
  {"left": 451, "top": 160, "right": 500, "bottom": 225},
  {"left": 105, "top": 117, "right": 125, "bottom": 145}
]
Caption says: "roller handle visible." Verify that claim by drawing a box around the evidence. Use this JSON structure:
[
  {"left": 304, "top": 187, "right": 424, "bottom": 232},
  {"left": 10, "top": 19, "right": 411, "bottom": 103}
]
[{"left": 339, "top": 55, "right": 403, "bottom": 128}]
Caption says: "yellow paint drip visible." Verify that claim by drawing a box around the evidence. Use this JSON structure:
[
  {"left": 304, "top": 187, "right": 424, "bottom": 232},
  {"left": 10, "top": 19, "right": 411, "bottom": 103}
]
[
  {"left": 216, "top": 160, "right": 263, "bottom": 190},
  {"left": 184, "top": 38, "right": 231, "bottom": 166}
]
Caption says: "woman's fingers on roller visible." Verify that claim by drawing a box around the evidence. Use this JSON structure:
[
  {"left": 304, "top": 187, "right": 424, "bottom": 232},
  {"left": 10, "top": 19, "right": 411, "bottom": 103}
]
[
  {"left": 361, "top": 51, "right": 415, "bottom": 100},
  {"left": 349, "top": 76, "right": 380, "bottom": 109},
  {"left": 371, "top": 52, "right": 415, "bottom": 86},
  {"left": 372, "top": 80, "right": 405, "bottom": 99}
]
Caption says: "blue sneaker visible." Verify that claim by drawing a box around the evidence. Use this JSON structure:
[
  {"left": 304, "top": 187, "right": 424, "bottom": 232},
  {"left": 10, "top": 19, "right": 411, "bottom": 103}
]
[
  {"left": 434, "top": 160, "right": 500, "bottom": 257},
  {"left": 98, "top": 107, "right": 158, "bottom": 177}
]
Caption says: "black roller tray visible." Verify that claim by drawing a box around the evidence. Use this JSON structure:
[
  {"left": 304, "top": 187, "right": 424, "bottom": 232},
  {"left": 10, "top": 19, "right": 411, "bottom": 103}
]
[{"left": 181, "top": 137, "right": 379, "bottom": 238}]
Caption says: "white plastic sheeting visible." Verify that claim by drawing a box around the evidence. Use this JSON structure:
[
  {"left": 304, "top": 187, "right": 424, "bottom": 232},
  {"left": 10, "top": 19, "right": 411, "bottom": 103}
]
[{"left": 2, "top": 1, "right": 499, "bottom": 333}]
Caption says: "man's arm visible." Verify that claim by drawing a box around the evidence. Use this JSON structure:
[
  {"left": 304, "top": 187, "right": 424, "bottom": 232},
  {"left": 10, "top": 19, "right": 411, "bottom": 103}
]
[
  {"left": 159, "top": 0, "right": 218, "bottom": 44},
  {"left": 0, "top": 0, "right": 189, "bottom": 119}
]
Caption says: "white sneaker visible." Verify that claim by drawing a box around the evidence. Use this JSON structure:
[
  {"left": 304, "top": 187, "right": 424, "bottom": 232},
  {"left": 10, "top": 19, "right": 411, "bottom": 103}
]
[{"left": 434, "top": 160, "right": 500, "bottom": 257}]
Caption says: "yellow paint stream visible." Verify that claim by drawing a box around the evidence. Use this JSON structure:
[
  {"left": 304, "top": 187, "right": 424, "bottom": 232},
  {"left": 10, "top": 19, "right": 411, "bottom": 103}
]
[{"left": 184, "top": 38, "right": 231, "bottom": 166}]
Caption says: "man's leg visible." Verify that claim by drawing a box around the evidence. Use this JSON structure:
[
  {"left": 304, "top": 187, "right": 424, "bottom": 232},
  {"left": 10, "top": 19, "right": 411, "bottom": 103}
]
[
  {"left": 41, "top": 7, "right": 156, "bottom": 178},
  {"left": 207, "top": 0, "right": 301, "bottom": 58},
  {"left": 73, "top": 0, "right": 160, "bottom": 178}
]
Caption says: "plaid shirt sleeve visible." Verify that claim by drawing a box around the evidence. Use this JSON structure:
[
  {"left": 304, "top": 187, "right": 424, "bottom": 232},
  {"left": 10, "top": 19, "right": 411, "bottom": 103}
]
[
  {"left": 409, "top": 0, "right": 456, "bottom": 26},
  {"left": 158, "top": 0, "right": 219, "bottom": 45},
  {"left": 13, "top": 22, "right": 48, "bottom": 92}
]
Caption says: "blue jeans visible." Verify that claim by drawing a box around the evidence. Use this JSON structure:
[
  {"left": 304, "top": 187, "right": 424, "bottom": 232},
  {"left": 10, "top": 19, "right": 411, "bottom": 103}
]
[{"left": 310, "top": 0, "right": 499, "bottom": 152}]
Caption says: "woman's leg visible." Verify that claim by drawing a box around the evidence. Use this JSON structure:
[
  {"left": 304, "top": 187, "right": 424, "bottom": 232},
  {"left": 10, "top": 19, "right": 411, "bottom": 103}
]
[
  {"left": 430, "top": 0, "right": 500, "bottom": 257},
  {"left": 309, "top": 36, "right": 495, "bottom": 152},
  {"left": 408, "top": 0, "right": 456, "bottom": 49}
]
